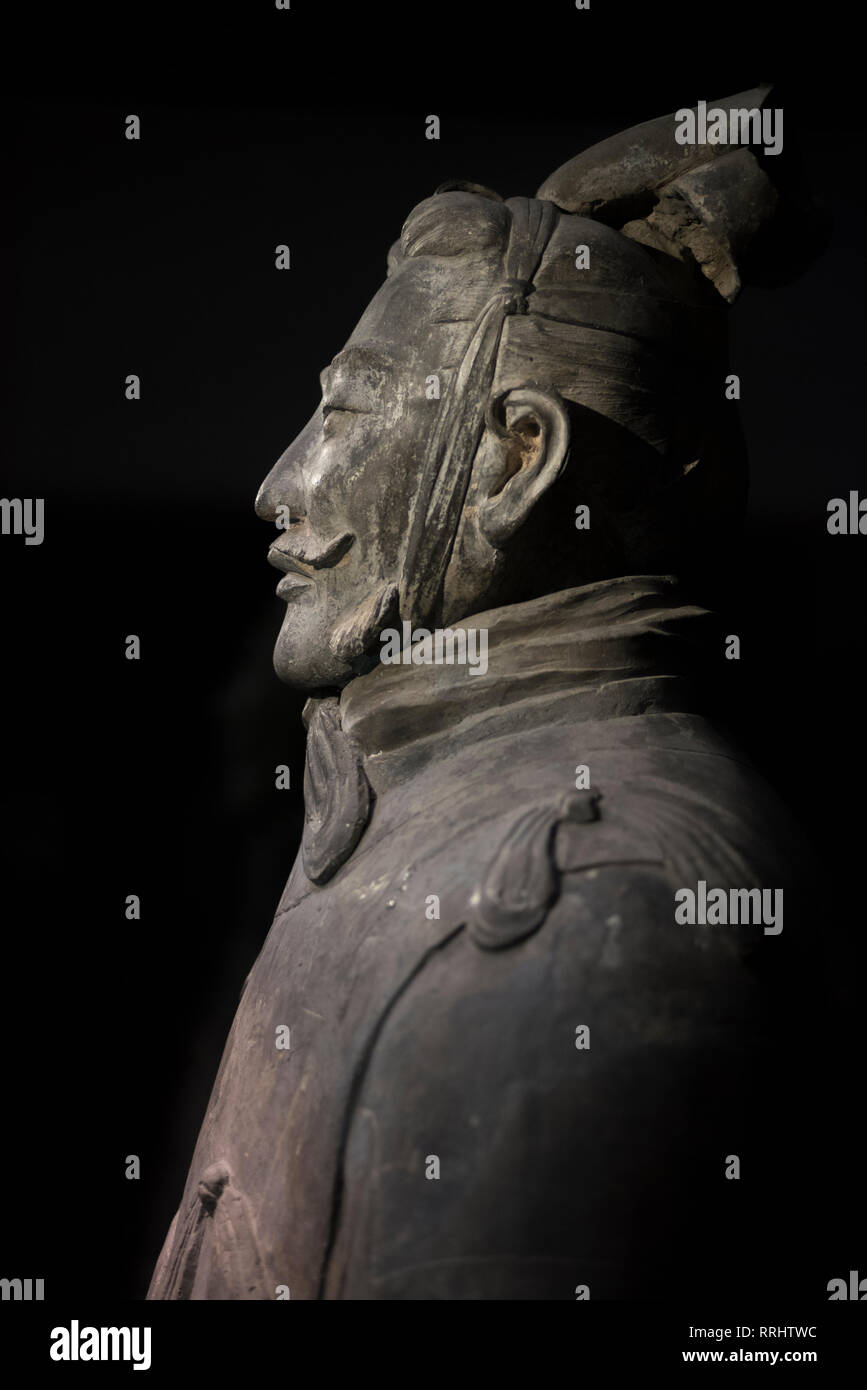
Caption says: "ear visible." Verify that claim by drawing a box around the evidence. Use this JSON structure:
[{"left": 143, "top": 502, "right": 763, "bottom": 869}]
[{"left": 478, "top": 387, "right": 570, "bottom": 548}]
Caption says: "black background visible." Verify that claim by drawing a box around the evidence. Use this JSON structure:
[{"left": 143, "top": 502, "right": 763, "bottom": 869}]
[{"left": 1, "top": 1, "right": 865, "bottom": 1303}]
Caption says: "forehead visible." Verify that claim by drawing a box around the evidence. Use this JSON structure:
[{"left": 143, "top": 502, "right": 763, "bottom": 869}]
[{"left": 336, "top": 256, "right": 503, "bottom": 377}]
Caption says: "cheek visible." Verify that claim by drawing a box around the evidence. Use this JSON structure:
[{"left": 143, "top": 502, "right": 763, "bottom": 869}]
[
  {"left": 312, "top": 419, "right": 422, "bottom": 568},
  {"left": 306, "top": 423, "right": 378, "bottom": 513},
  {"left": 303, "top": 436, "right": 342, "bottom": 515}
]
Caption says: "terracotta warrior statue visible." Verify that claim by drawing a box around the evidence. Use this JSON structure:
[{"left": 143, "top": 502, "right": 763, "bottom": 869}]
[{"left": 149, "top": 88, "right": 817, "bottom": 1300}]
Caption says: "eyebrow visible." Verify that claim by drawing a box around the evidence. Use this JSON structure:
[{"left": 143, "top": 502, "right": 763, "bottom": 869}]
[{"left": 319, "top": 343, "right": 396, "bottom": 395}]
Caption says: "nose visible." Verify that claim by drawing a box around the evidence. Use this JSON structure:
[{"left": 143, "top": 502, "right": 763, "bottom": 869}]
[{"left": 254, "top": 407, "right": 320, "bottom": 522}]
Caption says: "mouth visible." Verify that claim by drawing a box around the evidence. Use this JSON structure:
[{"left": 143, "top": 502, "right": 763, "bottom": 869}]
[{"left": 267, "top": 528, "right": 355, "bottom": 600}]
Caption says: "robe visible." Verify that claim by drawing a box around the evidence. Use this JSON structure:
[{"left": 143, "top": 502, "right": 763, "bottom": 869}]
[{"left": 149, "top": 575, "right": 810, "bottom": 1300}]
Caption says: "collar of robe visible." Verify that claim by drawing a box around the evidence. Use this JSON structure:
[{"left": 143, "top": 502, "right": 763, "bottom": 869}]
[{"left": 300, "top": 573, "right": 715, "bottom": 885}]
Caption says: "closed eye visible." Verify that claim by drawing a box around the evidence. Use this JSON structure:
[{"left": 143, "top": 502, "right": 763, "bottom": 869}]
[
  {"left": 322, "top": 401, "right": 369, "bottom": 419},
  {"left": 319, "top": 391, "right": 369, "bottom": 417}
]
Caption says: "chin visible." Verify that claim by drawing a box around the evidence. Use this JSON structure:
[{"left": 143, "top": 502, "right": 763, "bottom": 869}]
[{"left": 272, "top": 631, "right": 351, "bottom": 692}]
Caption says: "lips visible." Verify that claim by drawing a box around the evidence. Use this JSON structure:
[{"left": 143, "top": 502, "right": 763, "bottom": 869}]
[
  {"left": 268, "top": 528, "right": 355, "bottom": 601},
  {"left": 276, "top": 572, "right": 313, "bottom": 600}
]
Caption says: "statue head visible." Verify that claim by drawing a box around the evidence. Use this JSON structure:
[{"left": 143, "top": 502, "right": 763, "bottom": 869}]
[{"left": 256, "top": 86, "right": 816, "bottom": 691}]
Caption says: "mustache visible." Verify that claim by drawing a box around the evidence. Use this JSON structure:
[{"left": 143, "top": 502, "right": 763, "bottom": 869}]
[{"left": 268, "top": 527, "right": 355, "bottom": 573}]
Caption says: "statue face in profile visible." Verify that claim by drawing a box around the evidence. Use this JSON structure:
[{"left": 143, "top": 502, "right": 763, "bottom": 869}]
[
  {"left": 255, "top": 325, "right": 420, "bottom": 692},
  {"left": 254, "top": 196, "right": 572, "bottom": 693}
]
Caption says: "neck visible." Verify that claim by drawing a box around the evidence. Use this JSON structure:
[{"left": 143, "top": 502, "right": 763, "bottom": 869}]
[
  {"left": 300, "top": 574, "right": 715, "bottom": 884},
  {"left": 342, "top": 574, "right": 713, "bottom": 759}
]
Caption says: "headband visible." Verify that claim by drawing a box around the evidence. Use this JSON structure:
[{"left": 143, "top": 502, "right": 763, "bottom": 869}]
[{"left": 398, "top": 196, "right": 559, "bottom": 629}]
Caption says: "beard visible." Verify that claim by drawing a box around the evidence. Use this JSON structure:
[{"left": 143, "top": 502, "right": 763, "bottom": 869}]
[{"left": 328, "top": 579, "right": 400, "bottom": 675}]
